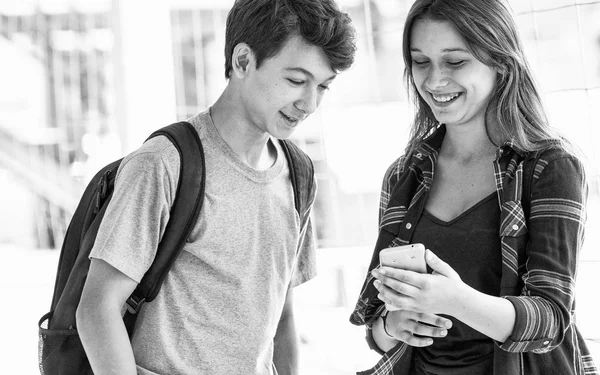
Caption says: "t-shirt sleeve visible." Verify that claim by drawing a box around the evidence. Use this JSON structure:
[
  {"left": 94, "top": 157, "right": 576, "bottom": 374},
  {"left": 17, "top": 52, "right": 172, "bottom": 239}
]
[
  {"left": 289, "top": 179, "right": 318, "bottom": 288},
  {"left": 89, "top": 140, "right": 179, "bottom": 283}
]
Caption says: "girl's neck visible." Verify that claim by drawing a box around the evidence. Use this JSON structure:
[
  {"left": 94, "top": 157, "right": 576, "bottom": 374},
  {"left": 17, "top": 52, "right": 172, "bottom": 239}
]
[{"left": 440, "top": 123, "right": 497, "bottom": 163}]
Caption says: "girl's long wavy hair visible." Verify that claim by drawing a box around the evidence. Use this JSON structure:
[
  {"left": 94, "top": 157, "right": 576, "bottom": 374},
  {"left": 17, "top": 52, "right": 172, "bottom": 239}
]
[{"left": 402, "top": 0, "right": 566, "bottom": 158}]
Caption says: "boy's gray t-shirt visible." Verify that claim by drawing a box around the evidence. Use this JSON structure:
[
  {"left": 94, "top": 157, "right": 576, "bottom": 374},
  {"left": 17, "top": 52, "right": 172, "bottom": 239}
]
[{"left": 89, "top": 110, "right": 317, "bottom": 375}]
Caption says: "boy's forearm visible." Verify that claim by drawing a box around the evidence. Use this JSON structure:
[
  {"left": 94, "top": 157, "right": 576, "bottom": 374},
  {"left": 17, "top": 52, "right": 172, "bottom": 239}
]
[
  {"left": 273, "top": 313, "right": 298, "bottom": 375},
  {"left": 77, "top": 305, "right": 137, "bottom": 375},
  {"left": 77, "top": 258, "right": 140, "bottom": 374},
  {"left": 273, "top": 288, "right": 298, "bottom": 375}
]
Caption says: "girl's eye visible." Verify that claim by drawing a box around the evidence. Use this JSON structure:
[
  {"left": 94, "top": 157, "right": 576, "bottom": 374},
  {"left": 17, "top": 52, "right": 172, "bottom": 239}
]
[
  {"left": 412, "top": 60, "right": 429, "bottom": 66},
  {"left": 318, "top": 85, "right": 330, "bottom": 91},
  {"left": 447, "top": 61, "right": 465, "bottom": 67},
  {"left": 287, "top": 79, "right": 304, "bottom": 85}
]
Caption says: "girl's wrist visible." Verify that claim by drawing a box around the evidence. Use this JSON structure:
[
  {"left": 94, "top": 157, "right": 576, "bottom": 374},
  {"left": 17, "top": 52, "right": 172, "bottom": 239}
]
[
  {"left": 381, "top": 310, "right": 395, "bottom": 339},
  {"left": 445, "top": 280, "right": 471, "bottom": 318}
]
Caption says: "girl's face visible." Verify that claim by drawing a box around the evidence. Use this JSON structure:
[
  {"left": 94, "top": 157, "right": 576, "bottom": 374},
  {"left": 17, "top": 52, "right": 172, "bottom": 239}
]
[{"left": 410, "top": 18, "right": 497, "bottom": 129}]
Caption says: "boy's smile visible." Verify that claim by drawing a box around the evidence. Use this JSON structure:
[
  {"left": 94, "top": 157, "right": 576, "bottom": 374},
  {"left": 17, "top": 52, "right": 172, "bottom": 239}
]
[{"left": 240, "top": 34, "right": 337, "bottom": 139}]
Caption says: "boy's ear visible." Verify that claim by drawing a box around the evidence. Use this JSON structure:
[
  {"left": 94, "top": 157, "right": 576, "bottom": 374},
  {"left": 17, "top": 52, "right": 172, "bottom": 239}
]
[{"left": 232, "top": 43, "right": 254, "bottom": 78}]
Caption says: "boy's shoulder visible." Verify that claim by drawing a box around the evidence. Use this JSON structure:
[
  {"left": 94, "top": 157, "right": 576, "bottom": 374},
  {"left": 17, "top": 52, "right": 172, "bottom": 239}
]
[
  {"left": 118, "top": 136, "right": 181, "bottom": 182},
  {"left": 119, "top": 112, "right": 210, "bottom": 177}
]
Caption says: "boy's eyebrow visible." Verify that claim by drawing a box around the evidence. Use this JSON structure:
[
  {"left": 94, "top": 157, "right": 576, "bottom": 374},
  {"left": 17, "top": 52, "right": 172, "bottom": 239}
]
[
  {"left": 410, "top": 47, "right": 470, "bottom": 53},
  {"left": 284, "top": 67, "right": 337, "bottom": 81}
]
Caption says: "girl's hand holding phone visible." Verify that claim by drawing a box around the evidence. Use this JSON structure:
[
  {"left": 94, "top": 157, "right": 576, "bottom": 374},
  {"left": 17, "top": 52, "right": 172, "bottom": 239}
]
[
  {"left": 374, "top": 248, "right": 464, "bottom": 315},
  {"left": 378, "top": 243, "right": 427, "bottom": 311},
  {"left": 374, "top": 245, "right": 454, "bottom": 347}
]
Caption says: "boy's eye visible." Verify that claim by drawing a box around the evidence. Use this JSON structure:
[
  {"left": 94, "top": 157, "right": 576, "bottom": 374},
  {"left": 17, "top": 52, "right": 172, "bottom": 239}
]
[
  {"left": 318, "top": 84, "right": 330, "bottom": 91},
  {"left": 287, "top": 79, "right": 304, "bottom": 85},
  {"left": 447, "top": 60, "right": 465, "bottom": 67}
]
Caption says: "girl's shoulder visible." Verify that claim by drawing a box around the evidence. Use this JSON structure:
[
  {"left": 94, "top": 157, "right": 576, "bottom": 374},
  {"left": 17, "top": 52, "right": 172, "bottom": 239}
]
[
  {"left": 384, "top": 154, "right": 409, "bottom": 181},
  {"left": 524, "top": 142, "right": 586, "bottom": 187}
]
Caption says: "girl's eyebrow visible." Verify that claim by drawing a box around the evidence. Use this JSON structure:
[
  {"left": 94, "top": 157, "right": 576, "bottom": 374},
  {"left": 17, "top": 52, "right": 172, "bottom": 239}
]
[
  {"left": 441, "top": 48, "right": 470, "bottom": 53},
  {"left": 410, "top": 47, "right": 470, "bottom": 53}
]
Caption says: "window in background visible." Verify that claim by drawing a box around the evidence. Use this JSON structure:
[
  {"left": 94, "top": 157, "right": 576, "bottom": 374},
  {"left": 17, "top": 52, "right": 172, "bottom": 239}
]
[
  {"left": 0, "top": 6, "right": 115, "bottom": 248},
  {"left": 170, "top": 7, "right": 228, "bottom": 120}
]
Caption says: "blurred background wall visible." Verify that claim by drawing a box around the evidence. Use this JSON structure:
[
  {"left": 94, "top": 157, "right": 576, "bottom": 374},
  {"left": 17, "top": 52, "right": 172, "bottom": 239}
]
[{"left": 1, "top": 0, "right": 599, "bottom": 374}]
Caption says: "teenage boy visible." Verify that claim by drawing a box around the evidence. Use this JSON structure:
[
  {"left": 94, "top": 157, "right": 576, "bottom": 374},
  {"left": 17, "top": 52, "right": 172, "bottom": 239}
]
[{"left": 76, "top": 0, "right": 356, "bottom": 374}]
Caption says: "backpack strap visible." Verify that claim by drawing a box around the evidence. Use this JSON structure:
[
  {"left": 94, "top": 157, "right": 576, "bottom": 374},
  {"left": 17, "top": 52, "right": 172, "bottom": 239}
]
[
  {"left": 278, "top": 139, "right": 315, "bottom": 225},
  {"left": 125, "top": 121, "right": 205, "bottom": 318},
  {"left": 123, "top": 134, "right": 311, "bottom": 335}
]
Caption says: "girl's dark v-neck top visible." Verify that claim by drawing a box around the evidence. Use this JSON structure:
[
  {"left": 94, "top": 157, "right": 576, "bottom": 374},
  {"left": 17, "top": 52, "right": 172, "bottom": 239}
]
[{"left": 410, "top": 191, "right": 502, "bottom": 375}]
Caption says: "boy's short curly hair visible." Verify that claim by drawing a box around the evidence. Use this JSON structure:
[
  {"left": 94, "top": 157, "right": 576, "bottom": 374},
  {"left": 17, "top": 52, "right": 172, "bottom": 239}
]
[{"left": 224, "top": 0, "right": 356, "bottom": 78}]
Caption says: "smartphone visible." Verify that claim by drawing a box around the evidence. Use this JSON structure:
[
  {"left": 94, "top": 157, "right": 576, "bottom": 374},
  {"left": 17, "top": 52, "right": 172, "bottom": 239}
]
[
  {"left": 378, "top": 243, "right": 426, "bottom": 311},
  {"left": 379, "top": 243, "right": 427, "bottom": 273}
]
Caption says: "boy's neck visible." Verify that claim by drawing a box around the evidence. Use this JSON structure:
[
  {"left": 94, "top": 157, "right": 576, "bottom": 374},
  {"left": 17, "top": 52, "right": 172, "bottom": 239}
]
[{"left": 209, "top": 92, "right": 277, "bottom": 170}]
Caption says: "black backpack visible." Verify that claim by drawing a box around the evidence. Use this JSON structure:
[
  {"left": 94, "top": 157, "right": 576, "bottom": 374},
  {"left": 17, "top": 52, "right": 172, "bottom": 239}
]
[{"left": 38, "top": 121, "right": 315, "bottom": 375}]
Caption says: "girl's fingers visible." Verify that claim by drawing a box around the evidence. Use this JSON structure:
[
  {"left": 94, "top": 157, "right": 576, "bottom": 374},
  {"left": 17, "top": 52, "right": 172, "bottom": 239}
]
[
  {"left": 425, "top": 250, "right": 460, "bottom": 279},
  {"left": 374, "top": 280, "right": 412, "bottom": 310},
  {"left": 409, "top": 320, "right": 448, "bottom": 338},
  {"left": 395, "top": 331, "right": 434, "bottom": 347},
  {"left": 404, "top": 311, "right": 453, "bottom": 329},
  {"left": 380, "top": 273, "right": 421, "bottom": 297},
  {"left": 372, "top": 267, "right": 423, "bottom": 291},
  {"left": 386, "top": 310, "right": 452, "bottom": 346},
  {"left": 389, "top": 310, "right": 451, "bottom": 338}
]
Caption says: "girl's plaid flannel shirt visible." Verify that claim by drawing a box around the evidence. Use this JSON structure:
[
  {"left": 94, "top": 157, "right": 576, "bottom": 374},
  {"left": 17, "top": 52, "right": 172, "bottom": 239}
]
[{"left": 350, "top": 126, "right": 597, "bottom": 375}]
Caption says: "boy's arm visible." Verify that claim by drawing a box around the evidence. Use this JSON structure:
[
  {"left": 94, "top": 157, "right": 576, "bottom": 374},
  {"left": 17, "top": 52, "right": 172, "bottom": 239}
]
[
  {"left": 273, "top": 289, "right": 298, "bottom": 375},
  {"left": 76, "top": 258, "right": 139, "bottom": 375}
]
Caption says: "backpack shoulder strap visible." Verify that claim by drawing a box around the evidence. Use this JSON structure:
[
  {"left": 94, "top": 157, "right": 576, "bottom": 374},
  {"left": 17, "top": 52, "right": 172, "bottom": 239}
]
[
  {"left": 126, "top": 121, "right": 205, "bottom": 314},
  {"left": 278, "top": 139, "right": 315, "bottom": 225}
]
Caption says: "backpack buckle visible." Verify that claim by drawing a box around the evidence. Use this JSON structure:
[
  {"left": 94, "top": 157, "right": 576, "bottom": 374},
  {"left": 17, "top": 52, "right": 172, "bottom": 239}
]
[{"left": 126, "top": 295, "right": 146, "bottom": 315}]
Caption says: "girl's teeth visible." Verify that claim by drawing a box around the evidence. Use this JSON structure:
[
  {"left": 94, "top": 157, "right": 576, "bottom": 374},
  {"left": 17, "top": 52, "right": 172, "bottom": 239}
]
[{"left": 433, "top": 93, "right": 459, "bottom": 102}]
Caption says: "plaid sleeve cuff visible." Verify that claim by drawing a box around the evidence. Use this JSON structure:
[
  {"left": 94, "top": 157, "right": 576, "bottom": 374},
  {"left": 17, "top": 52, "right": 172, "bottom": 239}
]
[{"left": 499, "top": 296, "right": 556, "bottom": 353}]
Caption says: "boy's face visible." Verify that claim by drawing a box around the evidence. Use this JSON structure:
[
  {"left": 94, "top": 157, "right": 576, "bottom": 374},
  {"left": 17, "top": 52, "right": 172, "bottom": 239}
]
[{"left": 240, "top": 35, "right": 337, "bottom": 139}]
